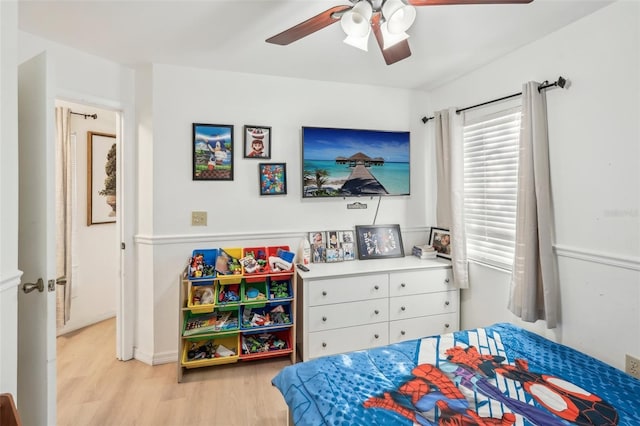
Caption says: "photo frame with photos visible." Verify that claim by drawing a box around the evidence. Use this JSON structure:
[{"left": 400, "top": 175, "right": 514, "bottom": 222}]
[
  {"left": 244, "top": 125, "right": 271, "bottom": 159},
  {"left": 87, "top": 131, "right": 117, "bottom": 226},
  {"left": 259, "top": 163, "right": 287, "bottom": 195},
  {"left": 192, "top": 123, "right": 234, "bottom": 181},
  {"left": 309, "top": 231, "right": 326, "bottom": 263},
  {"left": 355, "top": 224, "right": 404, "bottom": 260},
  {"left": 428, "top": 227, "right": 451, "bottom": 259},
  {"left": 338, "top": 230, "right": 356, "bottom": 261}
]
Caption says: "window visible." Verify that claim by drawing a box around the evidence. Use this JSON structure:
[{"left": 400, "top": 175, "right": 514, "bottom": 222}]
[{"left": 463, "top": 107, "right": 521, "bottom": 270}]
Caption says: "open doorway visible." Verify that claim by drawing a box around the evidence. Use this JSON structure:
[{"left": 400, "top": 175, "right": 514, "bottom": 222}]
[{"left": 54, "top": 99, "right": 119, "bottom": 335}]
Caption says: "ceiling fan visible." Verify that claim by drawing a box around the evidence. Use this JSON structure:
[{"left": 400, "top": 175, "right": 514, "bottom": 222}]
[{"left": 266, "top": 0, "right": 533, "bottom": 65}]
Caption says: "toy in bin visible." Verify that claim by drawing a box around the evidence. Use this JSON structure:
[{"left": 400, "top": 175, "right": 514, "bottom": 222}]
[
  {"left": 187, "top": 340, "right": 236, "bottom": 361},
  {"left": 241, "top": 333, "right": 288, "bottom": 354},
  {"left": 242, "top": 304, "right": 290, "bottom": 328},
  {"left": 241, "top": 249, "right": 268, "bottom": 274},
  {"left": 269, "top": 248, "right": 295, "bottom": 272},
  {"left": 189, "top": 252, "right": 215, "bottom": 278},
  {"left": 269, "top": 281, "right": 290, "bottom": 299},
  {"left": 192, "top": 286, "right": 214, "bottom": 305},
  {"left": 215, "top": 249, "right": 242, "bottom": 275},
  {"left": 218, "top": 284, "right": 240, "bottom": 303}
]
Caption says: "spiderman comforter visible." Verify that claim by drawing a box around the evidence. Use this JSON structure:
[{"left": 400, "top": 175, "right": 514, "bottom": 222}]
[{"left": 272, "top": 323, "right": 640, "bottom": 426}]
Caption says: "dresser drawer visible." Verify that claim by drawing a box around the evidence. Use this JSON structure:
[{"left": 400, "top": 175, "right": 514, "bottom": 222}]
[
  {"left": 308, "top": 323, "right": 389, "bottom": 359},
  {"left": 307, "top": 274, "right": 389, "bottom": 306},
  {"left": 389, "top": 312, "right": 458, "bottom": 344},
  {"left": 389, "top": 291, "right": 458, "bottom": 321},
  {"left": 389, "top": 269, "right": 453, "bottom": 297},
  {"left": 308, "top": 299, "right": 389, "bottom": 332}
]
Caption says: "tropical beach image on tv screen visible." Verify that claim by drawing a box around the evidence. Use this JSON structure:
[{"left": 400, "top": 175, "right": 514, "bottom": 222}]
[{"left": 302, "top": 127, "right": 410, "bottom": 198}]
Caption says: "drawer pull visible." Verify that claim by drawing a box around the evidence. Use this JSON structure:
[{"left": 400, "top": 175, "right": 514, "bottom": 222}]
[
  {"left": 445, "top": 301, "right": 450, "bottom": 306},
  {"left": 374, "top": 285, "right": 379, "bottom": 290},
  {"left": 374, "top": 310, "right": 379, "bottom": 315},
  {"left": 374, "top": 334, "right": 379, "bottom": 339},
  {"left": 400, "top": 330, "right": 406, "bottom": 335},
  {"left": 322, "top": 342, "right": 327, "bottom": 347},
  {"left": 322, "top": 316, "right": 327, "bottom": 322},
  {"left": 322, "top": 291, "right": 327, "bottom": 296},
  {"left": 445, "top": 323, "right": 450, "bottom": 328},
  {"left": 401, "top": 306, "right": 406, "bottom": 311},
  {"left": 444, "top": 278, "right": 450, "bottom": 283},
  {"left": 400, "top": 283, "right": 406, "bottom": 288}
]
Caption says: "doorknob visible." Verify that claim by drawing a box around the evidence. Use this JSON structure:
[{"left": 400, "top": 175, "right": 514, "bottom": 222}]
[
  {"left": 56, "top": 276, "right": 67, "bottom": 286},
  {"left": 23, "top": 278, "right": 44, "bottom": 294}
]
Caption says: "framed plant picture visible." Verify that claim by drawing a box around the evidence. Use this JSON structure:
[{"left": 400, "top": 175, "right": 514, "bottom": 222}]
[
  {"left": 355, "top": 224, "right": 404, "bottom": 260},
  {"left": 259, "top": 163, "right": 287, "bottom": 195},
  {"left": 192, "top": 123, "right": 234, "bottom": 181},
  {"left": 244, "top": 125, "right": 271, "bottom": 159},
  {"left": 428, "top": 227, "right": 451, "bottom": 259},
  {"left": 87, "top": 131, "right": 117, "bottom": 225}
]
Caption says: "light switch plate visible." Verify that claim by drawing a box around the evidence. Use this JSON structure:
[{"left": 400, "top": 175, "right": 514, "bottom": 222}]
[{"left": 191, "top": 211, "right": 207, "bottom": 226}]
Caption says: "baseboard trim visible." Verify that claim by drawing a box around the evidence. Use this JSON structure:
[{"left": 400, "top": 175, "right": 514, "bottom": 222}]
[
  {"left": 57, "top": 312, "right": 116, "bottom": 336},
  {"left": 554, "top": 245, "right": 640, "bottom": 271}
]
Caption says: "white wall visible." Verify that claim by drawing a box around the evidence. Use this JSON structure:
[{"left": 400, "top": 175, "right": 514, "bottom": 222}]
[
  {"left": 55, "top": 100, "right": 118, "bottom": 335},
  {"left": 427, "top": 1, "right": 640, "bottom": 370},
  {"left": 134, "top": 64, "right": 433, "bottom": 363}
]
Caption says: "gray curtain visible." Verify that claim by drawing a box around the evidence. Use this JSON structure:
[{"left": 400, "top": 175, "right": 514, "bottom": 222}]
[
  {"left": 434, "top": 108, "right": 469, "bottom": 289},
  {"left": 508, "top": 82, "right": 560, "bottom": 328},
  {"left": 55, "top": 106, "right": 73, "bottom": 326}
]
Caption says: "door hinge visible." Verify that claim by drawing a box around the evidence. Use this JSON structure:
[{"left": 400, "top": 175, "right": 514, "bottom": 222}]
[{"left": 121, "top": 242, "right": 126, "bottom": 250}]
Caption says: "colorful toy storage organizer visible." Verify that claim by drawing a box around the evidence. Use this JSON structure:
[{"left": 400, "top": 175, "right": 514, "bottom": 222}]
[{"left": 178, "top": 245, "right": 296, "bottom": 381}]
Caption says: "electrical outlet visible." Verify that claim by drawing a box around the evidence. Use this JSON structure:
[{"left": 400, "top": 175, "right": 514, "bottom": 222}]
[
  {"left": 625, "top": 354, "right": 640, "bottom": 379},
  {"left": 191, "top": 211, "right": 207, "bottom": 226}
]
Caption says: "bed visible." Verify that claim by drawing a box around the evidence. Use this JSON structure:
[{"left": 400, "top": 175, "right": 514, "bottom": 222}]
[{"left": 272, "top": 323, "right": 640, "bottom": 425}]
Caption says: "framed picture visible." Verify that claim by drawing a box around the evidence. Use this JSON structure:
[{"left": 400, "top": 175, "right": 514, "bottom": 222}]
[
  {"left": 355, "top": 224, "right": 404, "bottom": 260},
  {"left": 338, "top": 230, "right": 356, "bottom": 261},
  {"left": 192, "top": 123, "right": 234, "bottom": 181},
  {"left": 244, "top": 125, "right": 271, "bottom": 159},
  {"left": 429, "top": 227, "right": 451, "bottom": 259},
  {"left": 87, "top": 131, "right": 117, "bottom": 225},
  {"left": 259, "top": 163, "right": 287, "bottom": 195},
  {"left": 309, "top": 231, "right": 326, "bottom": 263}
]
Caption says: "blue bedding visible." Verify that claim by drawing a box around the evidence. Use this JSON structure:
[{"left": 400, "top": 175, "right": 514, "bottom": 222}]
[{"left": 272, "top": 323, "right": 640, "bottom": 425}]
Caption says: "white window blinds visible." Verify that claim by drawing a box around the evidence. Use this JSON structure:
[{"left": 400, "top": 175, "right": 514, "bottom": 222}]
[{"left": 463, "top": 107, "right": 521, "bottom": 270}]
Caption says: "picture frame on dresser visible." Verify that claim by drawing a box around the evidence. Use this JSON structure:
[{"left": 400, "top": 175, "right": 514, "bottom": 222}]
[
  {"left": 355, "top": 224, "right": 404, "bottom": 260},
  {"left": 428, "top": 227, "right": 451, "bottom": 260}
]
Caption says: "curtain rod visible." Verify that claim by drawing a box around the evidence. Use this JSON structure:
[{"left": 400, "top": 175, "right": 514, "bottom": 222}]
[
  {"left": 70, "top": 111, "right": 97, "bottom": 120},
  {"left": 421, "top": 76, "right": 567, "bottom": 124}
]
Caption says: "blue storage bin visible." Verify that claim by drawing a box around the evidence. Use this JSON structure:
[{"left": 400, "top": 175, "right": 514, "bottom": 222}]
[{"left": 188, "top": 249, "right": 218, "bottom": 282}]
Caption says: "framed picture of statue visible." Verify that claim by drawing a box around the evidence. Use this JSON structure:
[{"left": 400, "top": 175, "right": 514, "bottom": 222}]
[
  {"left": 87, "top": 131, "right": 117, "bottom": 225},
  {"left": 192, "top": 123, "right": 234, "bottom": 181}
]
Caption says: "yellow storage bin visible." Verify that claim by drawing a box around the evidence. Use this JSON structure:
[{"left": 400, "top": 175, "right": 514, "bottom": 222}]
[
  {"left": 187, "top": 283, "right": 216, "bottom": 314},
  {"left": 181, "top": 334, "right": 239, "bottom": 368},
  {"left": 216, "top": 247, "right": 244, "bottom": 284}
]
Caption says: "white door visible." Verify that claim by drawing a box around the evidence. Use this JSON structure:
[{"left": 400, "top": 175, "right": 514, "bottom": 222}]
[{"left": 17, "top": 52, "right": 57, "bottom": 426}]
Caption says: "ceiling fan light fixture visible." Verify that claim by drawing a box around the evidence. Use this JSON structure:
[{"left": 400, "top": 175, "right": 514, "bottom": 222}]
[
  {"left": 380, "top": 22, "right": 409, "bottom": 49},
  {"left": 343, "top": 32, "right": 370, "bottom": 51},
  {"left": 340, "top": 1, "right": 373, "bottom": 37},
  {"left": 382, "top": 0, "right": 416, "bottom": 34}
]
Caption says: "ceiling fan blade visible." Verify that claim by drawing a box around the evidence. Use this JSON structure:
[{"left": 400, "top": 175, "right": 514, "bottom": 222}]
[
  {"left": 371, "top": 13, "right": 412, "bottom": 66},
  {"left": 408, "top": 0, "right": 532, "bottom": 5},
  {"left": 266, "top": 5, "right": 352, "bottom": 45}
]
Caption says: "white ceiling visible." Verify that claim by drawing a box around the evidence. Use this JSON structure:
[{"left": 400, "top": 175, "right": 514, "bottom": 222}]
[{"left": 17, "top": 0, "right": 614, "bottom": 90}]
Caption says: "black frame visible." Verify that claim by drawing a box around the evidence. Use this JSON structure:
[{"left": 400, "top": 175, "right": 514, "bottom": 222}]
[
  {"left": 244, "top": 125, "right": 272, "bottom": 159},
  {"left": 355, "top": 224, "right": 404, "bottom": 260},
  {"left": 259, "top": 163, "right": 287, "bottom": 195},
  {"left": 429, "top": 227, "right": 451, "bottom": 260},
  {"left": 192, "top": 123, "right": 234, "bottom": 181}
]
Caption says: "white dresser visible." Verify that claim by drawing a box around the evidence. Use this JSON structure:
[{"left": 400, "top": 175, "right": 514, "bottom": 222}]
[{"left": 296, "top": 257, "right": 457, "bottom": 361}]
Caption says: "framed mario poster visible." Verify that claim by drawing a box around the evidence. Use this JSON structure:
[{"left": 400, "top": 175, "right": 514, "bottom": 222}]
[{"left": 244, "top": 125, "right": 271, "bottom": 159}]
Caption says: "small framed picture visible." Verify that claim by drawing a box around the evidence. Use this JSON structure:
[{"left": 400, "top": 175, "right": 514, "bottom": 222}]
[
  {"left": 355, "top": 224, "right": 404, "bottom": 260},
  {"left": 244, "top": 125, "right": 271, "bottom": 159},
  {"left": 259, "top": 163, "right": 287, "bottom": 195},
  {"left": 309, "top": 231, "right": 326, "bottom": 263},
  {"left": 338, "top": 230, "right": 356, "bottom": 261},
  {"left": 192, "top": 123, "right": 234, "bottom": 181},
  {"left": 429, "top": 227, "right": 451, "bottom": 260}
]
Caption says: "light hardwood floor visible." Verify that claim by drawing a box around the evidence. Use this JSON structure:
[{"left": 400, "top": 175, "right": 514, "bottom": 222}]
[{"left": 57, "top": 318, "right": 290, "bottom": 426}]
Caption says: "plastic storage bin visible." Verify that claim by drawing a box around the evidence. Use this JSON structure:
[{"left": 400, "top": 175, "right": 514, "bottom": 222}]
[
  {"left": 267, "top": 245, "right": 295, "bottom": 275},
  {"left": 188, "top": 249, "right": 218, "bottom": 282},
  {"left": 241, "top": 280, "right": 268, "bottom": 303},
  {"left": 183, "top": 307, "right": 240, "bottom": 337},
  {"left": 268, "top": 278, "right": 293, "bottom": 300},
  {"left": 240, "top": 302, "right": 292, "bottom": 330},
  {"left": 216, "top": 247, "right": 244, "bottom": 284},
  {"left": 242, "top": 246, "right": 269, "bottom": 280},
  {"left": 240, "top": 329, "right": 292, "bottom": 360},
  {"left": 181, "top": 334, "right": 240, "bottom": 368},
  {"left": 187, "top": 283, "right": 216, "bottom": 314}
]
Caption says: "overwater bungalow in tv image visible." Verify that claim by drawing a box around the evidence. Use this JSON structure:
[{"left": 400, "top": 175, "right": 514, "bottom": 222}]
[{"left": 302, "top": 127, "right": 410, "bottom": 198}]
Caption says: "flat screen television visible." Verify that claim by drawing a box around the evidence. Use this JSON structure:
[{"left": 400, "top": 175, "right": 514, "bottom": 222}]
[{"left": 302, "top": 126, "right": 410, "bottom": 198}]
